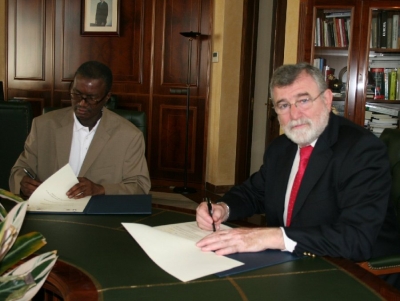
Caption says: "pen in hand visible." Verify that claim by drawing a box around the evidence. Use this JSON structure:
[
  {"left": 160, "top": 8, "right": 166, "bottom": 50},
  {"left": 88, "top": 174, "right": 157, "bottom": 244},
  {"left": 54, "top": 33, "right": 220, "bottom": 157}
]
[
  {"left": 23, "top": 168, "right": 36, "bottom": 180},
  {"left": 205, "top": 197, "right": 216, "bottom": 232}
]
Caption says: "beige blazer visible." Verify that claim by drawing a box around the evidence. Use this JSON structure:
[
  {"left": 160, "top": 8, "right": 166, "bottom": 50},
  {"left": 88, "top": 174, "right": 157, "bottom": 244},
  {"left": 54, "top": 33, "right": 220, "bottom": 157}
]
[{"left": 9, "top": 107, "right": 150, "bottom": 195}]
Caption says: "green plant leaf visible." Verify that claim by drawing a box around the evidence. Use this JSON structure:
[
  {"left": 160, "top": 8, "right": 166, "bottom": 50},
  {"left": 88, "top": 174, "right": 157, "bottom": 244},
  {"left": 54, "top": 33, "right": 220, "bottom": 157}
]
[
  {"left": 0, "top": 203, "right": 7, "bottom": 222},
  {"left": 0, "top": 251, "right": 57, "bottom": 301},
  {"left": 0, "top": 203, "right": 28, "bottom": 262},
  {"left": 0, "top": 232, "right": 46, "bottom": 275},
  {"left": 0, "top": 190, "right": 24, "bottom": 204}
]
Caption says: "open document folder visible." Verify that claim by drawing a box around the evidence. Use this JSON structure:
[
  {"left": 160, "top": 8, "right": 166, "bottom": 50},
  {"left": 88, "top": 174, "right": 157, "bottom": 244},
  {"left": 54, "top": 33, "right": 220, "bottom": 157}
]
[
  {"left": 122, "top": 222, "right": 244, "bottom": 282},
  {"left": 27, "top": 164, "right": 151, "bottom": 214},
  {"left": 27, "top": 164, "right": 91, "bottom": 213}
]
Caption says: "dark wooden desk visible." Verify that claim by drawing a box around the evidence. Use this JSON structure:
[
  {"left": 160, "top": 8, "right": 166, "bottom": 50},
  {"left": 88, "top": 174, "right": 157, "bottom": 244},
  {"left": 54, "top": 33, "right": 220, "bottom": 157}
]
[{"left": 20, "top": 205, "right": 400, "bottom": 301}]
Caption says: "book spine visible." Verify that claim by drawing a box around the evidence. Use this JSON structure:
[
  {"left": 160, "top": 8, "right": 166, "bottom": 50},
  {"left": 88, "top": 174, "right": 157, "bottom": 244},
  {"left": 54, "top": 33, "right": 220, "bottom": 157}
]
[
  {"left": 377, "top": 11, "right": 382, "bottom": 48},
  {"left": 315, "top": 17, "right": 320, "bottom": 46},
  {"left": 397, "top": 68, "right": 400, "bottom": 99},
  {"left": 390, "top": 69, "right": 397, "bottom": 100},
  {"left": 384, "top": 69, "right": 390, "bottom": 100},
  {"left": 339, "top": 18, "right": 346, "bottom": 47},
  {"left": 324, "top": 21, "right": 330, "bottom": 46},
  {"left": 393, "top": 14, "right": 399, "bottom": 49},
  {"left": 381, "top": 10, "right": 388, "bottom": 48},
  {"left": 371, "top": 68, "right": 385, "bottom": 99},
  {"left": 371, "top": 17, "right": 377, "bottom": 48},
  {"left": 387, "top": 15, "right": 393, "bottom": 49},
  {"left": 346, "top": 18, "right": 351, "bottom": 45}
]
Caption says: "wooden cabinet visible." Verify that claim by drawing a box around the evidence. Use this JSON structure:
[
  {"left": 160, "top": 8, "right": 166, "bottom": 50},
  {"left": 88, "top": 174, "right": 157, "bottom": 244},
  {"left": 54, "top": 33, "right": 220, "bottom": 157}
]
[
  {"left": 6, "top": 0, "right": 212, "bottom": 189},
  {"left": 297, "top": 0, "right": 400, "bottom": 133}
]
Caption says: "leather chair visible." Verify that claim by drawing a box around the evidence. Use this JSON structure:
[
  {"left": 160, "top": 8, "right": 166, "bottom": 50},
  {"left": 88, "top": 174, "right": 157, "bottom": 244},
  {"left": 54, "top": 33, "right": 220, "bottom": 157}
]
[
  {"left": 0, "top": 101, "right": 33, "bottom": 190},
  {"left": 109, "top": 109, "right": 147, "bottom": 140},
  {"left": 358, "top": 128, "right": 400, "bottom": 275}
]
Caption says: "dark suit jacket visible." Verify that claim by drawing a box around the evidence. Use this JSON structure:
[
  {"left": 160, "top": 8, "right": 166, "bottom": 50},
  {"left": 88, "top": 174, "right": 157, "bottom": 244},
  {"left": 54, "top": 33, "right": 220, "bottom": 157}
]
[
  {"left": 220, "top": 113, "right": 400, "bottom": 261},
  {"left": 9, "top": 107, "right": 150, "bottom": 195}
]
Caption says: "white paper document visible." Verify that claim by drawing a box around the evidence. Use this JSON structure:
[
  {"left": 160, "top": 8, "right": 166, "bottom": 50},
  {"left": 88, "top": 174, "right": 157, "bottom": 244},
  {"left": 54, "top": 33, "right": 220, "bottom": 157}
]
[
  {"left": 122, "top": 221, "right": 244, "bottom": 282},
  {"left": 27, "top": 164, "right": 91, "bottom": 212}
]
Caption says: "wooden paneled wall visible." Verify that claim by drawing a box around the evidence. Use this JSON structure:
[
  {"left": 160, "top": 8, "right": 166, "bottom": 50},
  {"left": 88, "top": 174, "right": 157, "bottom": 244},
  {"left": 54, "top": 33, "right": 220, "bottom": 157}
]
[{"left": 7, "top": 0, "right": 212, "bottom": 188}]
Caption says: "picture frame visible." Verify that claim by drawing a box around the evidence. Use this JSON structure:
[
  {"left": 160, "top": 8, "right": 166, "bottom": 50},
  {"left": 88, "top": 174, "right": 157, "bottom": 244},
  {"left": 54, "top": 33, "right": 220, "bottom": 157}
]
[{"left": 81, "top": 0, "right": 120, "bottom": 36}]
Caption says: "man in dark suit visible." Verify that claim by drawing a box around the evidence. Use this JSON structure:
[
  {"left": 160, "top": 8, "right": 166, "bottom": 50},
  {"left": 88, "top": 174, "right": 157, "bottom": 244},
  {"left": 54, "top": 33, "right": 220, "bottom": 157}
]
[
  {"left": 196, "top": 63, "right": 400, "bottom": 265},
  {"left": 95, "top": 0, "right": 108, "bottom": 26}
]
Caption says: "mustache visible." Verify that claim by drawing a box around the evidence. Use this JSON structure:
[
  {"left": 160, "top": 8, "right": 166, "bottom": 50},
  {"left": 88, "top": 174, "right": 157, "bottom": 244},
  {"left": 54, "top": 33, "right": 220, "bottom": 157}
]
[{"left": 287, "top": 118, "right": 312, "bottom": 129}]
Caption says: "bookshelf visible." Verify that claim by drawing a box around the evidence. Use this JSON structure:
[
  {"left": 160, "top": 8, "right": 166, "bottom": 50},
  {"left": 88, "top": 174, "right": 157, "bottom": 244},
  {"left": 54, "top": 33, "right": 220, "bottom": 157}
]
[{"left": 297, "top": 0, "right": 400, "bottom": 133}]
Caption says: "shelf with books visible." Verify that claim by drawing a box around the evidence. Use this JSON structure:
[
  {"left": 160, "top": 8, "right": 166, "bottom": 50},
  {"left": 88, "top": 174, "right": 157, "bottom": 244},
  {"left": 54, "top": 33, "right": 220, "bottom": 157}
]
[
  {"left": 370, "top": 9, "right": 400, "bottom": 50},
  {"left": 314, "top": 9, "right": 351, "bottom": 48},
  {"left": 298, "top": 0, "right": 400, "bottom": 128}
]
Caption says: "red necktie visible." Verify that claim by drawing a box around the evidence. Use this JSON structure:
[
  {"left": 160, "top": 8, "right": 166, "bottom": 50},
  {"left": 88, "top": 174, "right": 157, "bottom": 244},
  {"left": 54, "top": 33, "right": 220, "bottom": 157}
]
[{"left": 286, "top": 145, "right": 313, "bottom": 226}]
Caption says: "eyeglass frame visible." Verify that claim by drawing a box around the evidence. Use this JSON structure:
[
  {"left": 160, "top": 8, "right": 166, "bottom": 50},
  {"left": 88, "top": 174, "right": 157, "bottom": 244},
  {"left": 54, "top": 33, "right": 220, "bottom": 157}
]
[
  {"left": 70, "top": 91, "right": 109, "bottom": 105},
  {"left": 272, "top": 90, "right": 326, "bottom": 115}
]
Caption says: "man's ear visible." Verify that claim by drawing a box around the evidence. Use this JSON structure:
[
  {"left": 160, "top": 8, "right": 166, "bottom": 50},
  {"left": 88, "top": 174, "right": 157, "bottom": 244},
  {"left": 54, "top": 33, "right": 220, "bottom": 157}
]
[
  {"left": 323, "top": 89, "right": 333, "bottom": 109},
  {"left": 103, "top": 92, "right": 112, "bottom": 106}
]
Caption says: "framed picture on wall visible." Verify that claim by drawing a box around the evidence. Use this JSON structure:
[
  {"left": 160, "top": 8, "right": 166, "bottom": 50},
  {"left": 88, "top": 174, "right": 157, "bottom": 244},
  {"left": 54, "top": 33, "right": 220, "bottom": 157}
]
[{"left": 81, "top": 0, "right": 120, "bottom": 36}]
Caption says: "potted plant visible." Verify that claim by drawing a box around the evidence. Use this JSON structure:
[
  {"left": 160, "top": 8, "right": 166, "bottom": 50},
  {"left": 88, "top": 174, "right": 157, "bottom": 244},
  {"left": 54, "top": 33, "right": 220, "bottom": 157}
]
[{"left": 0, "top": 189, "right": 57, "bottom": 301}]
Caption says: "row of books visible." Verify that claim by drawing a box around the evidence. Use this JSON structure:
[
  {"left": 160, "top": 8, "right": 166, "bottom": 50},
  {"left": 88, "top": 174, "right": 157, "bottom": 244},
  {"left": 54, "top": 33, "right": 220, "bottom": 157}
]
[
  {"left": 365, "top": 103, "right": 400, "bottom": 136},
  {"left": 365, "top": 111, "right": 398, "bottom": 137},
  {"left": 315, "top": 16, "right": 351, "bottom": 47},
  {"left": 313, "top": 57, "right": 326, "bottom": 72},
  {"left": 369, "top": 68, "right": 400, "bottom": 100},
  {"left": 371, "top": 10, "right": 400, "bottom": 49}
]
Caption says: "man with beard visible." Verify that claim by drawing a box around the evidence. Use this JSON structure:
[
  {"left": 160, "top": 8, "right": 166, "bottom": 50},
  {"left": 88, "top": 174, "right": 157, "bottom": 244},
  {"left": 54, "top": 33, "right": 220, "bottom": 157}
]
[
  {"left": 9, "top": 61, "right": 150, "bottom": 198},
  {"left": 196, "top": 63, "right": 400, "bottom": 275}
]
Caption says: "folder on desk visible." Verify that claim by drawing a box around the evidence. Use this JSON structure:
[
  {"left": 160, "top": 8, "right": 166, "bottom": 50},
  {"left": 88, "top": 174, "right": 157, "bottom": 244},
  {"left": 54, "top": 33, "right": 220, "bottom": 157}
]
[
  {"left": 25, "top": 164, "right": 152, "bottom": 214},
  {"left": 28, "top": 194, "right": 152, "bottom": 215},
  {"left": 84, "top": 194, "right": 152, "bottom": 214},
  {"left": 215, "top": 249, "right": 299, "bottom": 277}
]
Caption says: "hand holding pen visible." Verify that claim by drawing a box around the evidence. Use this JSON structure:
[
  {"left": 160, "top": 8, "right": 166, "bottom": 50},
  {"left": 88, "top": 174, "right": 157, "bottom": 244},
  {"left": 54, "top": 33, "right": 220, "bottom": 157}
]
[
  {"left": 204, "top": 197, "right": 216, "bottom": 232},
  {"left": 23, "top": 168, "right": 36, "bottom": 180},
  {"left": 21, "top": 168, "right": 41, "bottom": 197}
]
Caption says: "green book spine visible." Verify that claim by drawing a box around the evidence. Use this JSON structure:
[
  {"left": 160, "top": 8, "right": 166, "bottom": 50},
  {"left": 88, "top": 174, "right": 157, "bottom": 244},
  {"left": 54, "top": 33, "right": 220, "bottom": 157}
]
[{"left": 390, "top": 69, "right": 397, "bottom": 100}]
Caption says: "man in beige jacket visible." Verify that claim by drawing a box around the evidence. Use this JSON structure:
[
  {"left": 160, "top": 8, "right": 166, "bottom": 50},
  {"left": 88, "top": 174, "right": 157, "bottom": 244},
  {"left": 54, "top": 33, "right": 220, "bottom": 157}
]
[{"left": 10, "top": 61, "right": 150, "bottom": 198}]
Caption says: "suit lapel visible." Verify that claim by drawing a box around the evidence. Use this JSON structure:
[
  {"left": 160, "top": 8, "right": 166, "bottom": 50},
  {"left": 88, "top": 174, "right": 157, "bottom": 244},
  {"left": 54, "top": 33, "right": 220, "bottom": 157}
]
[
  {"left": 79, "top": 110, "right": 112, "bottom": 176},
  {"left": 291, "top": 113, "right": 338, "bottom": 221},
  {"left": 55, "top": 109, "right": 74, "bottom": 168}
]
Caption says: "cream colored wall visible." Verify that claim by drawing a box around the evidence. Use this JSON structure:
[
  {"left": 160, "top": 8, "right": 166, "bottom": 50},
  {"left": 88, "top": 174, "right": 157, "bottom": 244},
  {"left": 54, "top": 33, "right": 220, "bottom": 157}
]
[
  {"left": 0, "top": 1, "right": 5, "bottom": 85},
  {"left": 206, "top": 0, "right": 243, "bottom": 186},
  {"left": 284, "top": 0, "right": 300, "bottom": 64},
  {"left": 206, "top": 0, "right": 300, "bottom": 186}
]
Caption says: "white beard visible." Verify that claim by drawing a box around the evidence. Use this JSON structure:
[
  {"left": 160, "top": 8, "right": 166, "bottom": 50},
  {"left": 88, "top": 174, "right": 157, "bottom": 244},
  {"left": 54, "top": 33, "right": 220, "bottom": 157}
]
[{"left": 282, "top": 105, "right": 330, "bottom": 146}]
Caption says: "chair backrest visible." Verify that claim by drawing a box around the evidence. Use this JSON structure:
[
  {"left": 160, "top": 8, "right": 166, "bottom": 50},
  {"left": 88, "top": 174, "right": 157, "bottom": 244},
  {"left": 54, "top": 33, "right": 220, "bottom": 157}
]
[
  {"left": 0, "top": 101, "right": 33, "bottom": 190},
  {"left": 380, "top": 128, "right": 400, "bottom": 222},
  {"left": 109, "top": 109, "right": 147, "bottom": 140}
]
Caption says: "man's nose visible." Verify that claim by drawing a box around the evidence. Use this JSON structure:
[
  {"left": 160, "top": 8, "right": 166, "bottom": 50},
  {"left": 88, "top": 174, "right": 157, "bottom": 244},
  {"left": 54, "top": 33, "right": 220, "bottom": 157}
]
[{"left": 289, "top": 103, "right": 302, "bottom": 119}]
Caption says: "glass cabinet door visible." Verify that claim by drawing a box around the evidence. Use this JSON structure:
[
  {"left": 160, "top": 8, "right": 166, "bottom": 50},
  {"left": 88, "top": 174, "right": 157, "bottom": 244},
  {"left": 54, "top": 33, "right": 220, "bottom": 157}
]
[
  {"left": 312, "top": 7, "right": 353, "bottom": 118},
  {"left": 363, "top": 3, "right": 400, "bottom": 136}
]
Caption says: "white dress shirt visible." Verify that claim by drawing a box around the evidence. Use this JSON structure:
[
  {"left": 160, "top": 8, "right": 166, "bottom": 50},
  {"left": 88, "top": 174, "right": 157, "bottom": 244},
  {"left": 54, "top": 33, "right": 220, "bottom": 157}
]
[
  {"left": 281, "top": 139, "right": 317, "bottom": 252},
  {"left": 69, "top": 114, "right": 101, "bottom": 176}
]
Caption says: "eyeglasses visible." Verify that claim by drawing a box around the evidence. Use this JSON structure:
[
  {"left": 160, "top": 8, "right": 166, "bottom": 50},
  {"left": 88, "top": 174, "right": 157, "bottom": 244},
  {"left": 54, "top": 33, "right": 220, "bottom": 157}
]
[
  {"left": 273, "top": 90, "right": 325, "bottom": 115},
  {"left": 70, "top": 92, "right": 107, "bottom": 105}
]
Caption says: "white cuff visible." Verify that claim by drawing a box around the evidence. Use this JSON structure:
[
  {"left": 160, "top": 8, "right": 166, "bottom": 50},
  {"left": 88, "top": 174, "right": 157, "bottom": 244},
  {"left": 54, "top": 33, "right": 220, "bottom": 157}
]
[{"left": 280, "top": 227, "right": 297, "bottom": 252}]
